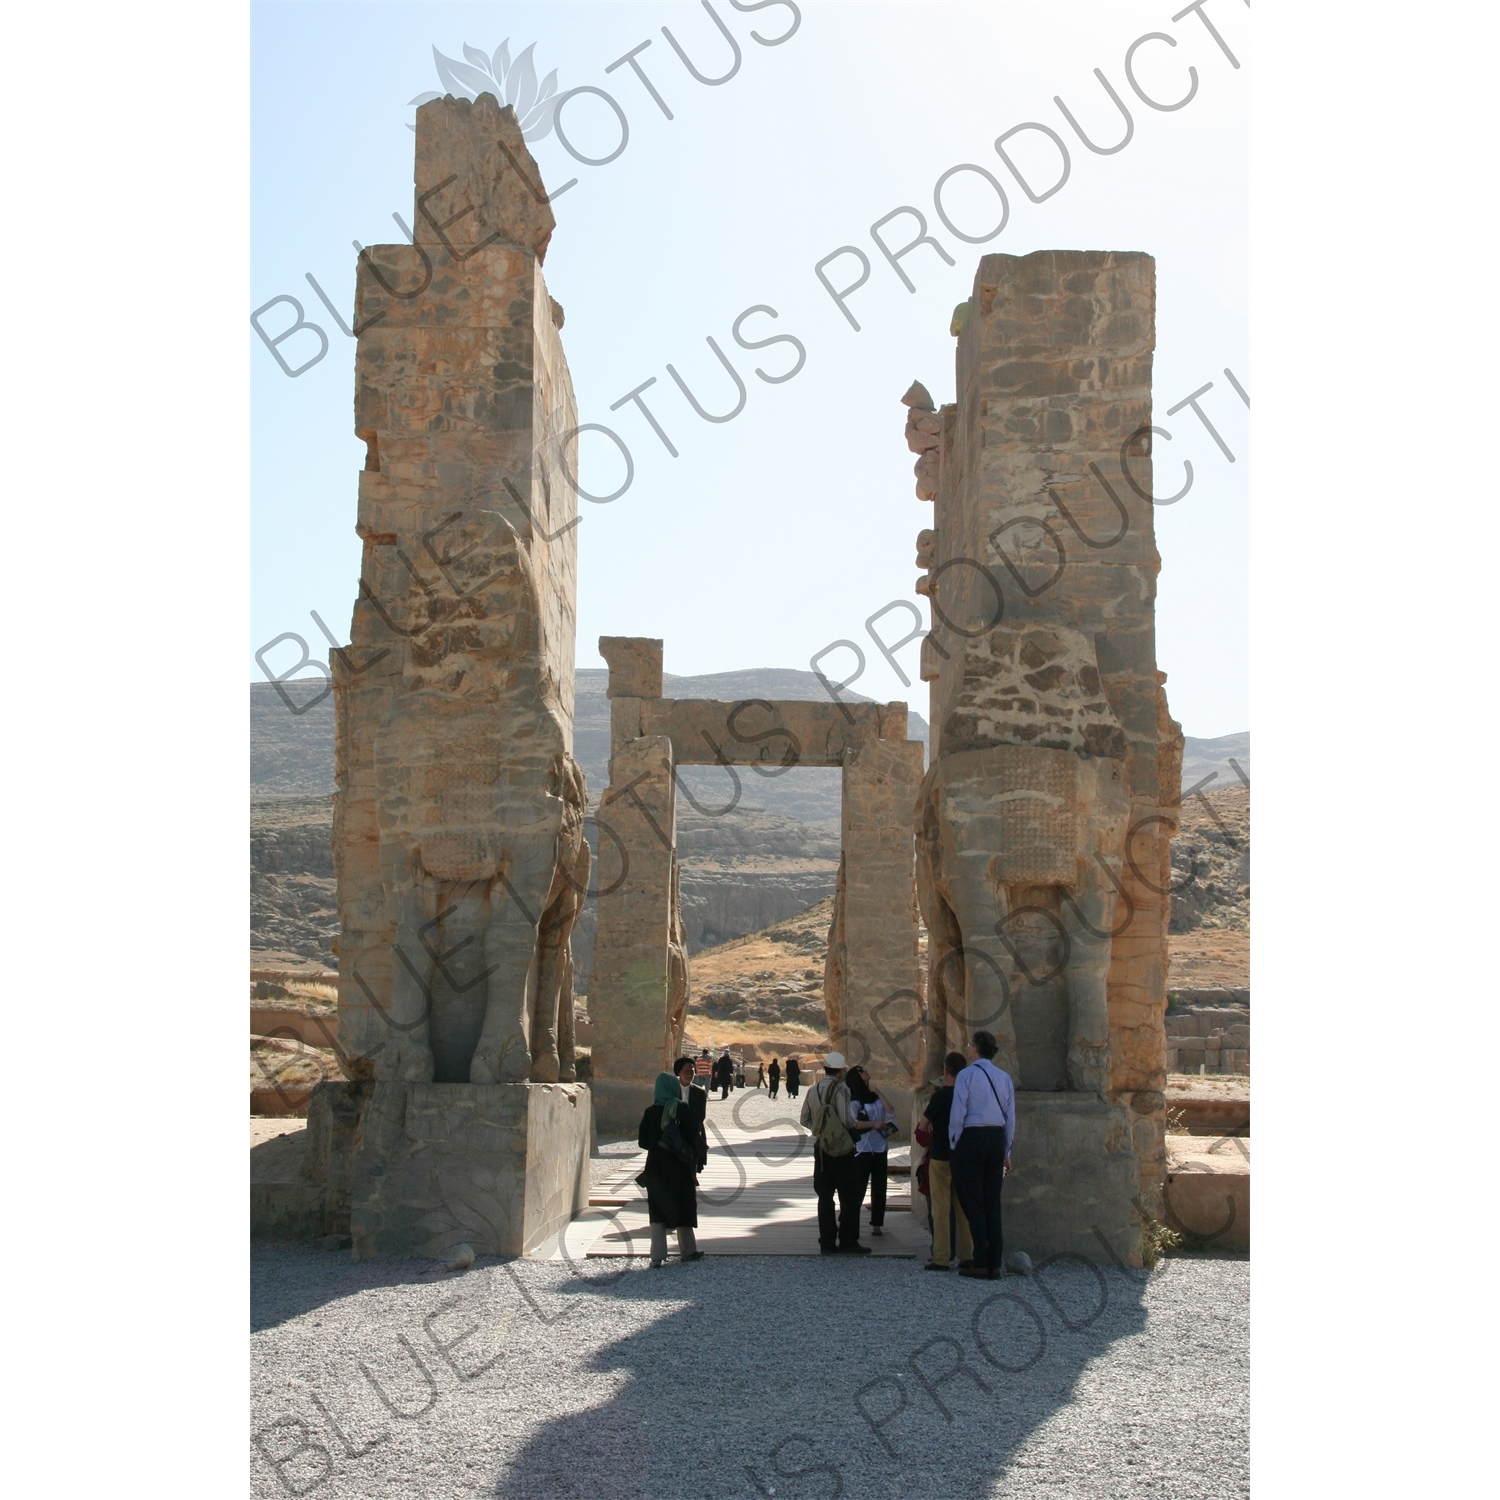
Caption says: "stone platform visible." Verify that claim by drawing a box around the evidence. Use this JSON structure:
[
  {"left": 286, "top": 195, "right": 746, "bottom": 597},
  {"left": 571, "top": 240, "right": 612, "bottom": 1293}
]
[
  {"left": 985, "top": 1092, "right": 1143, "bottom": 1265},
  {"left": 1167, "top": 1074, "right": 1251, "bottom": 1135},
  {"left": 1165, "top": 1133, "right": 1250, "bottom": 1249},
  {"left": 253, "top": 1081, "right": 592, "bottom": 1259}
]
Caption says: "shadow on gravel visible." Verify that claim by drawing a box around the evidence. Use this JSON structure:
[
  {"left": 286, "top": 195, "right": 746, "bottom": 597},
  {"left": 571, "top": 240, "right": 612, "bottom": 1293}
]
[
  {"left": 487, "top": 1247, "right": 1166, "bottom": 1500},
  {"left": 251, "top": 1243, "right": 484, "bottom": 1333}
]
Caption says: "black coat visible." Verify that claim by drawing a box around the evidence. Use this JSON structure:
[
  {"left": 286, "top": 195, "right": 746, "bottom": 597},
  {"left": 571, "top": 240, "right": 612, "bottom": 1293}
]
[
  {"left": 768, "top": 1061, "right": 781, "bottom": 1082},
  {"left": 637, "top": 1089, "right": 707, "bottom": 1228},
  {"left": 785, "top": 1059, "right": 801, "bottom": 1085}
]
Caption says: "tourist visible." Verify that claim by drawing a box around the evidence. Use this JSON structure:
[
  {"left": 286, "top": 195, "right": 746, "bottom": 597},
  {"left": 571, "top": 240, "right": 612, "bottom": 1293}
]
[
  {"left": 637, "top": 1058, "right": 709, "bottom": 1267},
  {"left": 694, "top": 1049, "right": 713, "bottom": 1091},
  {"left": 755, "top": 1061, "right": 765, "bottom": 1089},
  {"left": 784, "top": 1055, "right": 801, "bottom": 1099},
  {"left": 768, "top": 1057, "right": 781, "bottom": 1099},
  {"left": 847, "top": 1065, "right": 898, "bottom": 1237},
  {"left": 735, "top": 1057, "right": 746, "bottom": 1090},
  {"left": 949, "top": 1031, "right": 1015, "bottom": 1280},
  {"left": 921, "top": 1051, "right": 974, "bottom": 1271},
  {"left": 716, "top": 1047, "right": 733, "bottom": 1100},
  {"left": 677, "top": 1054, "right": 709, "bottom": 1138},
  {"left": 799, "top": 1051, "right": 879, "bottom": 1254}
]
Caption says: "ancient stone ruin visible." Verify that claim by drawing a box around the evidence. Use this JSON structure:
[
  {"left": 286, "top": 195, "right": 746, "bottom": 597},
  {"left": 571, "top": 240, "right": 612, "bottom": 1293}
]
[
  {"left": 911, "top": 250, "right": 1182, "bottom": 1259},
  {"left": 587, "top": 637, "right": 925, "bottom": 1135},
  {"left": 305, "top": 96, "right": 591, "bottom": 1259},
  {"left": 287, "top": 94, "right": 1181, "bottom": 1271}
]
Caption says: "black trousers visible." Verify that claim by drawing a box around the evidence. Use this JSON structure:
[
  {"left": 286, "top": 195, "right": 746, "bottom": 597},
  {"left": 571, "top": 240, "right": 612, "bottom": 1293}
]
[
  {"left": 853, "top": 1152, "right": 888, "bottom": 1227},
  {"left": 813, "top": 1147, "right": 861, "bottom": 1249},
  {"left": 769, "top": 1080, "right": 779, "bottom": 1098},
  {"left": 952, "top": 1127, "right": 1006, "bottom": 1271}
]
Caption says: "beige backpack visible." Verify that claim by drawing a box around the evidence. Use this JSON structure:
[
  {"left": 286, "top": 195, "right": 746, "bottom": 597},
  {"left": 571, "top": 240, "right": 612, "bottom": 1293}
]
[{"left": 810, "top": 1079, "right": 855, "bottom": 1157}]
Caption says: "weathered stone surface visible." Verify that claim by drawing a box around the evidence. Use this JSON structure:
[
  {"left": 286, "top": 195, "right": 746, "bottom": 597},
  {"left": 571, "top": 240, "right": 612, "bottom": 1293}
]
[
  {"left": 599, "top": 637, "right": 663, "bottom": 700},
  {"left": 588, "top": 729, "right": 680, "bottom": 1134},
  {"left": 918, "top": 745, "right": 1130, "bottom": 1096},
  {"left": 625, "top": 698, "right": 909, "bottom": 766},
  {"left": 347, "top": 1081, "right": 589, "bottom": 1258},
  {"left": 325, "top": 99, "right": 590, "bottom": 1256},
  {"left": 1000, "top": 1094, "right": 1143, "bottom": 1264},
  {"left": 412, "top": 92, "right": 556, "bottom": 260},
  {"left": 336, "top": 97, "right": 584, "bottom": 1093},
  {"left": 824, "top": 737, "right": 925, "bottom": 1127},
  {"left": 912, "top": 250, "right": 1181, "bottom": 1255}
]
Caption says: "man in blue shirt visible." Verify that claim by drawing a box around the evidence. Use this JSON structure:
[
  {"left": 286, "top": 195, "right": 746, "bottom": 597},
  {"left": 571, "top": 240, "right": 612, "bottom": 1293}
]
[{"left": 948, "top": 1030, "right": 1016, "bottom": 1280}]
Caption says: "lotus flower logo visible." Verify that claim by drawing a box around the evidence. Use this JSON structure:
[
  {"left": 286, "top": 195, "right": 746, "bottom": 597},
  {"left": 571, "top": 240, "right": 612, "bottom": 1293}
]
[{"left": 409, "top": 41, "right": 560, "bottom": 140}]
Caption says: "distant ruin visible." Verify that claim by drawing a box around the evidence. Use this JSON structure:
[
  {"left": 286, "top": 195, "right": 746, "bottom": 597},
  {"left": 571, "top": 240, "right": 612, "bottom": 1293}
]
[
  {"left": 910, "top": 250, "right": 1182, "bottom": 1256},
  {"left": 586, "top": 637, "right": 925, "bottom": 1134}
]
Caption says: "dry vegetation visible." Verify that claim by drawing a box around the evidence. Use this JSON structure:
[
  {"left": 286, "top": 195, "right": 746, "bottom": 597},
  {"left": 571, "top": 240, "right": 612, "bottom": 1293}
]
[
  {"left": 683, "top": 897, "right": 833, "bottom": 1061},
  {"left": 250, "top": 1034, "right": 343, "bottom": 1093}
]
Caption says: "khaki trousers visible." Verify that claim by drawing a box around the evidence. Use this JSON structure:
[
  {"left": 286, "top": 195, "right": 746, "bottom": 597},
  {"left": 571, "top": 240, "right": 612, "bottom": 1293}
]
[{"left": 928, "top": 1157, "right": 973, "bottom": 1265}]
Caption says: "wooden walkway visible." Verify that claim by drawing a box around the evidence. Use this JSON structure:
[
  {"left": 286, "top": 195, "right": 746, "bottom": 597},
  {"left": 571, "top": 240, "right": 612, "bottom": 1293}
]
[{"left": 543, "top": 1089, "right": 930, "bottom": 1260}]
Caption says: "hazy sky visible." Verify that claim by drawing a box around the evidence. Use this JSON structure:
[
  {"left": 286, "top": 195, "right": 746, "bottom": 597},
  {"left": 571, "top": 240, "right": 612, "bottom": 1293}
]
[{"left": 252, "top": 0, "right": 1248, "bottom": 737}]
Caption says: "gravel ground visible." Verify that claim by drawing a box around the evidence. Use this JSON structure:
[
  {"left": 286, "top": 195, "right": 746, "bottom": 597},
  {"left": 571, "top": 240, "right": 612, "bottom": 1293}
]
[{"left": 252, "top": 1238, "right": 1247, "bottom": 1498}]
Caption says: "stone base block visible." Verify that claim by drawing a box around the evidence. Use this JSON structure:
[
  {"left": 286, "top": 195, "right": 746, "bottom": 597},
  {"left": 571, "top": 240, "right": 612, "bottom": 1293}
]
[
  {"left": 251, "top": 1181, "right": 326, "bottom": 1240},
  {"left": 590, "top": 1075, "right": 656, "bottom": 1140},
  {"left": 1164, "top": 1166, "right": 1249, "bottom": 1249},
  {"left": 321, "top": 1081, "right": 589, "bottom": 1260},
  {"left": 1000, "top": 1092, "right": 1142, "bottom": 1266}
]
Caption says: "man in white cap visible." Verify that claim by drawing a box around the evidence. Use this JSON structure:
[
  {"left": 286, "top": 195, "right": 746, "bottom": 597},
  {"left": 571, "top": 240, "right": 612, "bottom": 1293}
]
[{"left": 799, "top": 1051, "right": 879, "bottom": 1254}]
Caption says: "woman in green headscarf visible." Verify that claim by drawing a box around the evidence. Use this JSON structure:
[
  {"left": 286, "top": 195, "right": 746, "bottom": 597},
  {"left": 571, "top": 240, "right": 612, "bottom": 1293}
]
[{"left": 637, "top": 1060, "right": 707, "bottom": 1267}]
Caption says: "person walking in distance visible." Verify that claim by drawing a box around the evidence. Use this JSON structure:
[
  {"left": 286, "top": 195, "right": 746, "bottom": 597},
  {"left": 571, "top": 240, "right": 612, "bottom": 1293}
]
[
  {"left": 637, "top": 1057, "right": 709, "bottom": 1267},
  {"left": 694, "top": 1049, "right": 713, "bottom": 1093},
  {"left": 767, "top": 1057, "right": 781, "bottom": 1099},
  {"left": 799, "top": 1052, "right": 881, "bottom": 1254},
  {"left": 949, "top": 1031, "right": 1015, "bottom": 1280},
  {"left": 921, "top": 1052, "right": 975, "bottom": 1271},
  {"left": 716, "top": 1048, "right": 733, "bottom": 1101},
  {"left": 784, "top": 1055, "right": 801, "bottom": 1099},
  {"left": 847, "top": 1065, "right": 898, "bottom": 1237},
  {"left": 755, "top": 1061, "right": 765, "bottom": 1089}
]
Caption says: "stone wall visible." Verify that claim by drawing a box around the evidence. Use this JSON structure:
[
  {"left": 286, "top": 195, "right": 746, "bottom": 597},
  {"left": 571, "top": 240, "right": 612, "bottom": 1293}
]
[{"left": 1166, "top": 994, "right": 1250, "bottom": 1075}]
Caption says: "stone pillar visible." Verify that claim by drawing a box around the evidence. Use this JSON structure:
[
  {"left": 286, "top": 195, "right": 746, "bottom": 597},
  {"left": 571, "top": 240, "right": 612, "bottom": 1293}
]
[
  {"left": 825, "top": 737, "right": 925, "bottom": 1130},
  {"left": 324, "top": 96, "right": 590, "bottom": 1257},
  {"left": 589, "top": 637, "right": 681, "bottom": 1135},
  {"left": 909, "top": 250, "right": 1181, "bottom": 1261}
]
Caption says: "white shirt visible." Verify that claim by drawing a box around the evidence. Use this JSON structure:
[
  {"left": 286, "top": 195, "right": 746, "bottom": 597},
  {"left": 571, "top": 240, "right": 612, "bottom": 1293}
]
[
  {"left": 949, "top": 1059, "right": 1015, "bottom": 1155},
  {"left": 854, "top": 1098, "right": 893, "bottom": 1154}
]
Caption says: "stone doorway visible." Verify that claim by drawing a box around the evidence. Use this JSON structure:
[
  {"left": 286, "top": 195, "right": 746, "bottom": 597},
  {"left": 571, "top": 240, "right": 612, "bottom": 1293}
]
[{"left": 585, "top": 637, "right": 926, "bottom": 1135}]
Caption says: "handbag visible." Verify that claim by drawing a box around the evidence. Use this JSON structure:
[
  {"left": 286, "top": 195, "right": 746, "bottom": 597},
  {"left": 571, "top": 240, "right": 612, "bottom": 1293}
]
[{"left": 659, "top": 1113, "right": 697, "bottom": 1165}]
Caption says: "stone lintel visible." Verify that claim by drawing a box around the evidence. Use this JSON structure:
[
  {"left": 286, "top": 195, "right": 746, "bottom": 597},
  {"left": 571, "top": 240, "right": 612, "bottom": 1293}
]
[{"left": 612, "top": 698, "right": 909, "bottom": 767}]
